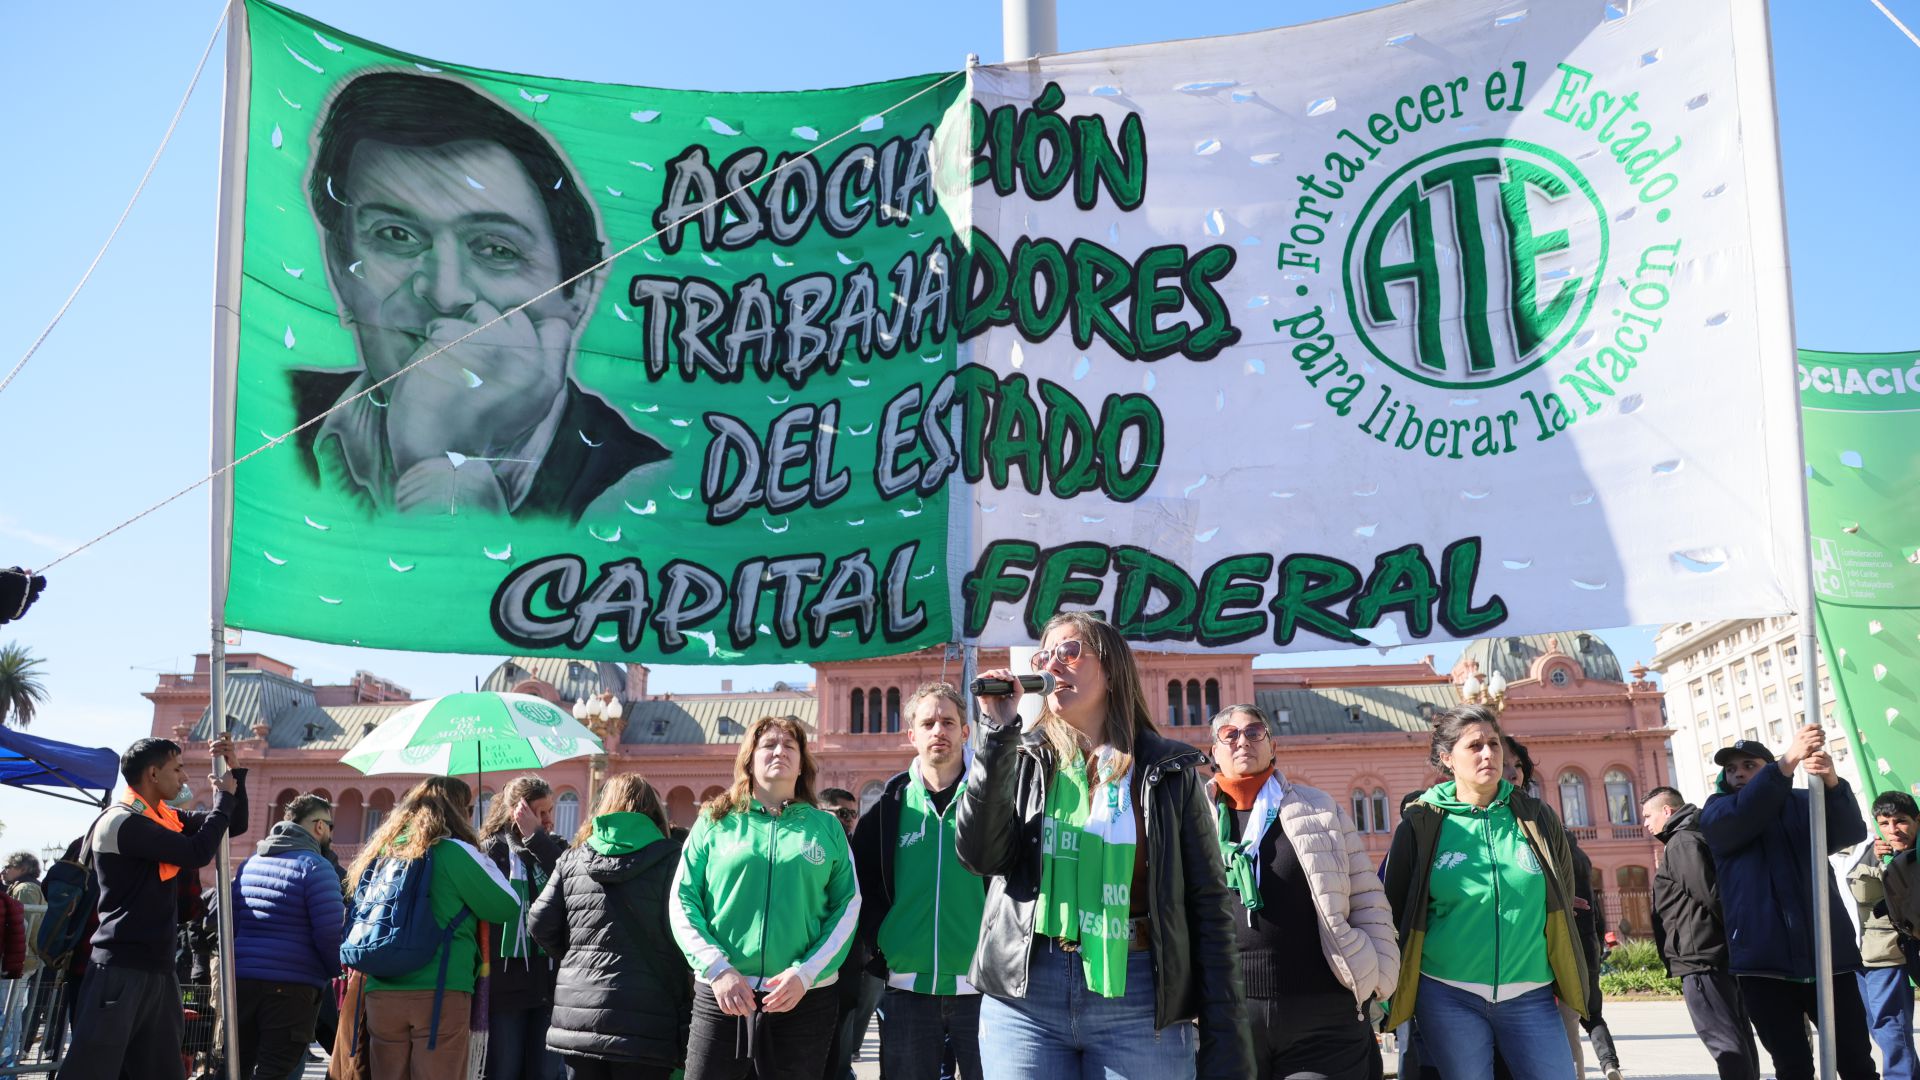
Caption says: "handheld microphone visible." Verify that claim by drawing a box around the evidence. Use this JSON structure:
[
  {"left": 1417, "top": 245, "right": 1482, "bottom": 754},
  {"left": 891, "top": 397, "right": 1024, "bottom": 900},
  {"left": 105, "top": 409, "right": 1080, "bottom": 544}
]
[{"left": 969, "top": 672, "right": 1056, "bottom": 697}]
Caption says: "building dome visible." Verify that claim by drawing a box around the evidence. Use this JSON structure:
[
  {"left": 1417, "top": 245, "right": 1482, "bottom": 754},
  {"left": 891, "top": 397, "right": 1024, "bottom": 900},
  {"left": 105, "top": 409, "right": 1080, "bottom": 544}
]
[
  {"left": 483, "top": 657, "right": 629, "bottom": 702},
  {"left": 1457, "top": 632, "right": 1624, "bottom": 686}
]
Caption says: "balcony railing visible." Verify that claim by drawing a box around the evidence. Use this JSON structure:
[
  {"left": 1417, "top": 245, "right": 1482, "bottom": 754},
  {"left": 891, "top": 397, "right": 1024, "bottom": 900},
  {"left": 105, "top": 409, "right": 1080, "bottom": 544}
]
[
  {"left": 1568, "top": 826, "right": 1599, "bottom": 842},
  {"left": 1610, "top": 824, "right": 1646, "bottom": 841}
]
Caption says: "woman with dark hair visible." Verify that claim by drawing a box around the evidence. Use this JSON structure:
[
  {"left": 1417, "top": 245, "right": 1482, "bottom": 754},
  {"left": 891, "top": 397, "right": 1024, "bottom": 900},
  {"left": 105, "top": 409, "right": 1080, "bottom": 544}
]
[
  {"left": 1382, "top": 706, "right": 1587, "bottom": 1079},
  {"left": 669, "top": 715, "right": 860, "bottom": 1079},
  {"left": 345, "top": 775, "right": 521, "bottom": 1080},
  {"left": 529, "top": 773, "right": 691, "bottom": 1080},
  {"left": 956, "top": 612, "right": 1251, "bottom": 1079},
  {"left": 476, "top": 775, "right": 565, "bottom": 1080}
]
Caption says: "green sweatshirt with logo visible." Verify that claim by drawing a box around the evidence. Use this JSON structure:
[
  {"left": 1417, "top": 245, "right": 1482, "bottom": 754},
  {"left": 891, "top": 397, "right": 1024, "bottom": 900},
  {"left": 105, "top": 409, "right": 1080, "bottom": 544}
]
[
  {"left": 669, "top": 799, "right": 859, "bottom": 989},
  {"left": 876, "top": 772, "right": 985, "bottom": 995},
  {"left": 1417, "top": 781, "right": 1554, "bottom": 999}
]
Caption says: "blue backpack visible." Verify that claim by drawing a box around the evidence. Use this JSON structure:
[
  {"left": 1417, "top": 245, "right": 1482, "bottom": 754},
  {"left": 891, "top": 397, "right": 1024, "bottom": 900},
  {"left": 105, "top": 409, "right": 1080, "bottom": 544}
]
[{"left": 340, "top": 851, "right": 469, "bottom": 1047}]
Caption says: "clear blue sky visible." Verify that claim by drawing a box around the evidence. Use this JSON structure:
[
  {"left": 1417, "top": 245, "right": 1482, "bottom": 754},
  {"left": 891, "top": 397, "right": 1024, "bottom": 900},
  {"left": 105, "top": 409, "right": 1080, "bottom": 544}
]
[{"left": 1, "top": 0, "right": 1913, "bottom": 855}]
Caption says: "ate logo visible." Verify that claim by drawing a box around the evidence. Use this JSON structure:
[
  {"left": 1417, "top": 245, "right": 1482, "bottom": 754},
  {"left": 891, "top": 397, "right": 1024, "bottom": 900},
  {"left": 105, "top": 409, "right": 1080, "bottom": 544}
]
[
  {"left": 1434, "top": 850, "right": 1469, "bottom": 871},
  {"left": 1345, "top": 139, "right": 1608, "bottom": 390}
]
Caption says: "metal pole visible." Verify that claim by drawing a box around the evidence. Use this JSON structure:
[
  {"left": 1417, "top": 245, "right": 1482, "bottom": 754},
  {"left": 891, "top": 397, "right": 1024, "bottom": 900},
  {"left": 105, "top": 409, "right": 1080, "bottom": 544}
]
[
  {"left": 1001, "top": 0, "right": 1057, "bottom": 60},
  {"left": 1730, "top": 2, "right": 1832, "bottom": 1074},
  {"left": 207, "top": 4, "right": 251, "bottom": 1078}
]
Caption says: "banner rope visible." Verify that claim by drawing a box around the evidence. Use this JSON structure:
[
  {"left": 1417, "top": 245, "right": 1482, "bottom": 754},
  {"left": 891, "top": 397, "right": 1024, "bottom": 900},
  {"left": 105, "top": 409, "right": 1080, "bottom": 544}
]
[
  {"left": 0, "top": 1, "right": 234, "bottom": 401},
  {"left": 1867, "top": 0, "right": 1920, "bottom": 48},
  {"left": 29, "top": 67, "right": 968, "bottom": 577}
]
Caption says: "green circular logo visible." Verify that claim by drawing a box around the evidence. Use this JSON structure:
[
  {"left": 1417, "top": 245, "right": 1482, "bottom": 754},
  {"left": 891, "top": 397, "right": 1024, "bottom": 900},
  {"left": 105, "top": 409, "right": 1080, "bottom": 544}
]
[
  {"left": 399, "top": 743, "right": 439, "bottom": 766},
  {"left": 1341, "top": 139, "right": 1608, "bottom": 390},
  {"left": 539, "top": 735, "right": 579, "bottom": 756},
  {"left": 514, "top": 700, "right": 566, "bottom": 728}
]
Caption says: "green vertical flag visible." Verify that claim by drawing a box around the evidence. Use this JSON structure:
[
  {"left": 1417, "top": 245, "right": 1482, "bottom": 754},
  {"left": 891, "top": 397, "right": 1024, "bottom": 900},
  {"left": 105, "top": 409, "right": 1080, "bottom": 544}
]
[{"left": 1799, "top": 350, "right": 1920, "bottom": 801}]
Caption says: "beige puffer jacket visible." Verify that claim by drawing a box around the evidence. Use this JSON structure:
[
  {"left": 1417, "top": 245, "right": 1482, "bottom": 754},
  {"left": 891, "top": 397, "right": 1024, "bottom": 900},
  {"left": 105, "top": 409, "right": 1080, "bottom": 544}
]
[{"left": 1211, "top": 775, "right": 1402, "bottom": 1009}]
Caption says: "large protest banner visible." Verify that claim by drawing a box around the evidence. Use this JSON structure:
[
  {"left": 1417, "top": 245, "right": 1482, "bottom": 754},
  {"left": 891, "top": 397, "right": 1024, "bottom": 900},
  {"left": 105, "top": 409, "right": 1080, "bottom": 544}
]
[
  {"left": 222, "top": 0, "right": 1808, "bottom": 664},
  {"left": 1800, "top": 350, "right": 1920, "bottom": 801},
  {"left": 221, "top": 0, "right": 968, "bottom": 662},
  {"left": 962, "top": 0, "right": 1805, "bottom": 651}
]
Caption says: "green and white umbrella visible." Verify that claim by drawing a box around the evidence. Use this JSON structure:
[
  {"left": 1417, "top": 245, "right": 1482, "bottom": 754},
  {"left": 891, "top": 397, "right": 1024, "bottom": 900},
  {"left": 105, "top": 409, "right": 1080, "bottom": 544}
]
[{"left": 340, "top": 692, "right": 603, "bottom": 777}]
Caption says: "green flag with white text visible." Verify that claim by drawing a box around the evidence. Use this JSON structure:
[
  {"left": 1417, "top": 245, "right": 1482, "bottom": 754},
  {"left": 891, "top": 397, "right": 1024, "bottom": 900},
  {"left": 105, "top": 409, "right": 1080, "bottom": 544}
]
[{"left": 1800, "top": 350, "right": 1920, "bottom": 802}]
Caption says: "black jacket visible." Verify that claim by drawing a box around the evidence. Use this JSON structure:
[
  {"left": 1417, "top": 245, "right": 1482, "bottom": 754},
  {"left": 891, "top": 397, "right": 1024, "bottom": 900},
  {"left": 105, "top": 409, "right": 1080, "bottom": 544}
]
[
  {"left": 852, "top": 769, "right": 911, "bottom": 979},
  {"left": 481, "top": 830, "right": 565, "bottom": 1012},
  {"left": 527, "top": 835, "right": 691, "bottom": 1067},
  {"left": 1651, "top": 804, "right": 1728, "bottom": 977},
  {"left": 1700, "top": 766, "right": 1866, "bottom": 979},
  {"left": 954, "top": 723, "right": 1252, "bottom": 1079}
]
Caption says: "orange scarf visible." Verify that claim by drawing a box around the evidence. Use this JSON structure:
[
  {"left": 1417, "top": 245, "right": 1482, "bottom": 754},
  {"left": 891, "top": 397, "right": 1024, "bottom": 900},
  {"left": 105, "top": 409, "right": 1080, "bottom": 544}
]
[
  {"left": 1215, "top": 768, "right": 1275, "bottom": 812},
  {"left": 122, "top": 791, "right": 185, "bottom": 881}
]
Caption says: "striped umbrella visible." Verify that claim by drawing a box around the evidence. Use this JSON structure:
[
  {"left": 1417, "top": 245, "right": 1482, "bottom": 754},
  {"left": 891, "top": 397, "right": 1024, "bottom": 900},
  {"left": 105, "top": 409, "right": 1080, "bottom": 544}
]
[{"left": 339, "top": 692, "right": 603, "bottom": 777}]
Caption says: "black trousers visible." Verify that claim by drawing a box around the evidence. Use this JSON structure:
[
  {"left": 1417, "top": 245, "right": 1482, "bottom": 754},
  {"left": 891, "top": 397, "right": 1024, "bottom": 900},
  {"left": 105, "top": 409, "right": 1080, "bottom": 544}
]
[
  {"left": 563, "top": 1056, "right": 677, "bottom": 1080},
  {"left": 1248, "top": 995, "right": 1382, "bottom": 1080},
  {"left": 682, "top": 981, "right": 838, "bottom": 1080},
  {"left": 54, "top": 964, "right": 185, "bottom": 1080},
  {"left": 1580, "top": 999, "right": 1620, "bottom": 1071},
  {"left": 1681, "top": 973, "right": 1759, "bottom": 1080},
  {"left": 1739, "top": 973, "right": 1879, "bottom": 1080},
  {"left": 235, "top": 979, "right": 321, "bottom": 1080}
]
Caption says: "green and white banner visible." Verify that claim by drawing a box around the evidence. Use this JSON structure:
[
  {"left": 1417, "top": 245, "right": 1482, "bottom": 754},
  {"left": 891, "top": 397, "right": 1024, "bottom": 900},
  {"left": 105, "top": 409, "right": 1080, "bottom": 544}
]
[
  {"left": 223, "top": 0, "right": 967, "bottom": 662},
  {"left": 224, "top": 0, "right": 1807, "bottom": 664},
  {"left": 1800, "top": 351, "right": 1920, "bottom": 801}
]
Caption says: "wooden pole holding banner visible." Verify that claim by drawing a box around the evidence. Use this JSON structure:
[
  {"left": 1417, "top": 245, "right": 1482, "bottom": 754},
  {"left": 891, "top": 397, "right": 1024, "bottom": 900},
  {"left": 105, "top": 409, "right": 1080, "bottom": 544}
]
[
  {"left": 1731, "top": 2, "right": 1834, "bottom": 1075},
  {"left": 208, "top": 3, "right": 251, "bottom": 1079}
]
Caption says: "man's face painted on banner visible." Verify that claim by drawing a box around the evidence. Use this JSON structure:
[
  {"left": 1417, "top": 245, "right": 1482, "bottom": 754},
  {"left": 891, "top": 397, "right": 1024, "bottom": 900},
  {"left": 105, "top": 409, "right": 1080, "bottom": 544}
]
[{"left": 328, "top": 138, "right": 585, "bottom": 385}]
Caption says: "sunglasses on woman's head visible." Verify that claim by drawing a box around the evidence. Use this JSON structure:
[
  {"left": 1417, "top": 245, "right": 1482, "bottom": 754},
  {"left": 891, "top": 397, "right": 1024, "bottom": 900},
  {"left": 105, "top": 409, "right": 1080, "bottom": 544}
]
[{"left": 1030, "top": 639, "right": 1085, "bottom": 670}]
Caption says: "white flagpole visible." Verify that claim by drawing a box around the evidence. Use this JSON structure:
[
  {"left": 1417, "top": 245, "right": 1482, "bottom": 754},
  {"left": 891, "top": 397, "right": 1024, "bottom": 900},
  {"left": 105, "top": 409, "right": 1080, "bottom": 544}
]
[
  {"left": 207, "top": 3, "right": 252, "bottom": 1078},
  {"left": 1001, "top": 0, "right": 1057, "bottom": 60},
  {"left": 1730, "top": 2, "right": 1834, "bottom": 1075}
]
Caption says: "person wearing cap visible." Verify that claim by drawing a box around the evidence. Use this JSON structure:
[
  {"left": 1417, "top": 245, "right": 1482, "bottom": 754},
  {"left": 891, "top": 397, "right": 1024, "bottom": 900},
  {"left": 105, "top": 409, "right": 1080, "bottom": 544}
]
[
  {"left": 1700, "top": 726, "right": 1876, "bottom": 1080},
  {"left": 1205, "top": 704, "right": 1398, "bottom": 1080}
]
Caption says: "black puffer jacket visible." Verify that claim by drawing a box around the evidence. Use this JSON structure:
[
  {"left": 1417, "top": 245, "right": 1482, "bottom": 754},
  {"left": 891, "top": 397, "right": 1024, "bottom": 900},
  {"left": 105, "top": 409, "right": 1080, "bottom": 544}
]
[
  {"left": 954, "top": 723, "right": 1252, "bottom": 1079},
  {"left": 527, "top": 825, "right": 691, "bottom": 1066},
  {"left": 1651, "top": 803, "right": 1728, "bottom": 978}
]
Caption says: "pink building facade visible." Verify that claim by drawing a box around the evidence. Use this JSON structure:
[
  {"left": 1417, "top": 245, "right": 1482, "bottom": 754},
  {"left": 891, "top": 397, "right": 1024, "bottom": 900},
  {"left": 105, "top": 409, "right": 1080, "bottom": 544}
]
[{"left": 151, "top": 631, "right": 1669, "bottom": 935}]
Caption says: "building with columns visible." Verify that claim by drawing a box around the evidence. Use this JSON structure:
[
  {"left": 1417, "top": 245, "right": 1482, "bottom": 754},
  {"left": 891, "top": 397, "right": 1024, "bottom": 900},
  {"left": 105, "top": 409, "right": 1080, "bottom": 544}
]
[{"left": 150, "top": 630, "right": 1671, "bottom": 935}]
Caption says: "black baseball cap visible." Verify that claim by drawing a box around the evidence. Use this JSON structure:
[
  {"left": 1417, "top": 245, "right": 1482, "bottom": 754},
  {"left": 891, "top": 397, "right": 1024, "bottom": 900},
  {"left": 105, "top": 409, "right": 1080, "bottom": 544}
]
[{"left": 1713, "top": 740, "right": 1776, "bottom": 767}]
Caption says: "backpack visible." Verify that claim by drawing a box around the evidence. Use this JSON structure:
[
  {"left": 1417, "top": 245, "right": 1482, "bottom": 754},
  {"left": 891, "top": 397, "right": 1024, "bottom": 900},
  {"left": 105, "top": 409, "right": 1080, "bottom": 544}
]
[
  {"left": 35, "top": 811, "right": 110, "bottom": 969},
  {"left": 339, "top": 850, "right": 468, "bottom": 1049}
]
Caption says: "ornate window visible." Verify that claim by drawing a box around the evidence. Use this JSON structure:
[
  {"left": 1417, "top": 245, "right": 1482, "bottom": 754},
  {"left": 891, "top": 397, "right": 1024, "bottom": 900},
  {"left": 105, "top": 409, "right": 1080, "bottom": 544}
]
[
  {"left": 553, "top": 791, "right": 581, "bottom": 838},
  {"left": 1604, "top": 769, "right": 1637, "bottom": 824},
  {"left": 1204, "top": 679, "right": 1221, "bottom": 722},
  {"left": 886, "top": 687, "right": 902, "bottom": 733},
  {"left": 850, "top": 689, "right": 865, "bottom": 734},
  {"left": 868, "top": 687, "right": 883, "bottom": 734},
  {"left": 1549, "top": 668, "right": 1570, "bottom": 687},
  {"left": 1558, "top": 769, "right": 1592, "bottom": 828},
  {"left": 1167, "top": 681, "right": 1183, "bottom": 727},
  {"left": 1186, "top": 680, "right": 1204, "bottom": 728},
  {"left": 1351, "top": 789, "right": 1370, "bottom": 833},
  {"left": 1372, "top": 788, "right": 1390, "bottom": 833}
]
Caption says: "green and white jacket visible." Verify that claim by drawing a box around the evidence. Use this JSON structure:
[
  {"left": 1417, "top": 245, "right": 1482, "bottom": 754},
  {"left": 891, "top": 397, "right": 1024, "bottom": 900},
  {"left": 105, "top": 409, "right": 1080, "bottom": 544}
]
[
  {"left": 854, "top": 765, "right": 986, "bottom": 995},
  {"left": 670, "top": 798, "right": 860, "bottom": 990}
]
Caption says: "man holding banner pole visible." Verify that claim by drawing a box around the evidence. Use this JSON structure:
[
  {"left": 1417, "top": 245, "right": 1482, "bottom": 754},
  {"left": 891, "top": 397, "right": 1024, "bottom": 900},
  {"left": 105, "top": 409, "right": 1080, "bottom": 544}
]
[{"left": 1700, "top": 730, "right": 1875, "bottom": 1080}]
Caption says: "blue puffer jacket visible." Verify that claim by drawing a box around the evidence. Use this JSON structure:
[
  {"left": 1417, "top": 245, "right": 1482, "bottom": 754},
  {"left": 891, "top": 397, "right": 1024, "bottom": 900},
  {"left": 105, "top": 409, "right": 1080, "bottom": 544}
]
[
  {"left": 1700, "top": 763, "right": 1866, "bottom": 980},
  {"left": 231, "top": 822, "right": 345, "bottom": 987}
]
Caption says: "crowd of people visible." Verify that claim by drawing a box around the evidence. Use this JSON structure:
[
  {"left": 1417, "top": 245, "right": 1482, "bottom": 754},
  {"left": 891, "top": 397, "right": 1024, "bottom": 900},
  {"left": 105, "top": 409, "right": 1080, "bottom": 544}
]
[{"left": 0, "top": 614, "right": 1907, "bottom": 1079}]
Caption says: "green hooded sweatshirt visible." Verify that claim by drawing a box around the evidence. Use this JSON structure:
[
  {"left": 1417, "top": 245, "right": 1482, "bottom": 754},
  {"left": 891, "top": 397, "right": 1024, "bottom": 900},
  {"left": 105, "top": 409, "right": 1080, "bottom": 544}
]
[
  {"left": 589, "top": 811, "right": 665, "bottom": 855},
  {"left": 1417, "top": 780, "right": 1554, "bottom": 1000},
  {"left": 669, "top": 799, "right": 859, "bottom": 990}
]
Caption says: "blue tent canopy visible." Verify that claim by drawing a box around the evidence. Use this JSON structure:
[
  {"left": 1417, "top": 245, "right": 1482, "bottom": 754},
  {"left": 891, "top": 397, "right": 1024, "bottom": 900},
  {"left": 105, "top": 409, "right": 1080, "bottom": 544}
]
[{"left": 0, "top": 725, "right": 117, "bottom": 807}]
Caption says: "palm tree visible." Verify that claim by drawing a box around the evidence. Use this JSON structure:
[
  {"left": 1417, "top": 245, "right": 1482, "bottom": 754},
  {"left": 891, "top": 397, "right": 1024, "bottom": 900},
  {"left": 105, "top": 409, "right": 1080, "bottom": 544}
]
[{"left": 0, "top": 643, "right": 48, "bottom": 728}]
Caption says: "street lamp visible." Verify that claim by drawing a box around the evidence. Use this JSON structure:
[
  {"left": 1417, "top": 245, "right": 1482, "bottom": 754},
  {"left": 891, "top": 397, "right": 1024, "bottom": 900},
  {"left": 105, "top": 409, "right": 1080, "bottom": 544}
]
[
  {"left": 573, "top": 692, "right": 625, "bottom": 813},
  {"left": 1460, "top": 663, "right": 1508, "bottom": 713}
]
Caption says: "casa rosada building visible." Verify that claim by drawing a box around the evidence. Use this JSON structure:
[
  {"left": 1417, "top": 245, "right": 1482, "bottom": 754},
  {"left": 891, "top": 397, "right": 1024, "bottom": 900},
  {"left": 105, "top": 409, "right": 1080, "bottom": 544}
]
[{"left": 148, "top": 631, "right": 1669, "bottom": 935}]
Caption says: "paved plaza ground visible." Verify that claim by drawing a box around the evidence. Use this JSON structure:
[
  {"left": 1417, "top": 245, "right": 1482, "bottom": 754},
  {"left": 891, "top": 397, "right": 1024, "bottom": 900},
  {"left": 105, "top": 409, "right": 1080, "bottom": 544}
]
[{"left": 283, "top": 995, "right": 1875, "bottom": 1079}]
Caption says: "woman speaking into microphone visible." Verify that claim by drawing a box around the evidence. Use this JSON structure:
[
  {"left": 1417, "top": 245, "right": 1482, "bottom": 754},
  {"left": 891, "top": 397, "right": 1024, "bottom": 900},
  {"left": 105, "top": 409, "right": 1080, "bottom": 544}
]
[{"left": 955, "top": 612, "right": 1251, "bottom": 1079}]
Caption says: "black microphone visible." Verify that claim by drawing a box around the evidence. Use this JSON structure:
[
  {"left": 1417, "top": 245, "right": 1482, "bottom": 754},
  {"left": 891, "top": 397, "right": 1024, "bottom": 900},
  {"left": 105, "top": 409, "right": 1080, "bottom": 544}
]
[{"left": 970, "top": 672, "right": 1056, "bottom": 697}]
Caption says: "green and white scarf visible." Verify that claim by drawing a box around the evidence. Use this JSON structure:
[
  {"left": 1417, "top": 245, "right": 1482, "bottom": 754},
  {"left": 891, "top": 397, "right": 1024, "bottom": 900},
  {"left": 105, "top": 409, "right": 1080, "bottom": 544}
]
[
  {"left": 1214, "top": 772, "right": 1283, "bottom": 925},
  {"left": 496, "top": 833, "right": 549, "bottom": 962},
  {"left": 1034, "top": 750, "right": 1137, "bottom": 998}
]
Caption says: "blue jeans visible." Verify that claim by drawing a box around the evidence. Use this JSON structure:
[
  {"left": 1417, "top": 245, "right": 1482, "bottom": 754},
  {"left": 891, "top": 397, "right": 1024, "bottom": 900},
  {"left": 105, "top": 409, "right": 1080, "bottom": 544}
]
[
  {"left": 880, "top": 987, "right": 983, "bottom": 1080},
  {"left": 978, "top": 942, "right": 1195, "bottom": 1080},
  {"left": 1413, "top": 977, "right": 1574, "bottom": 1080},
  {"left": 485, "top": 1001, "right": 563, "bottom": 1080},
  {"left": 1859, "top": 966, "right": 1917, "bottom": 1080}
]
